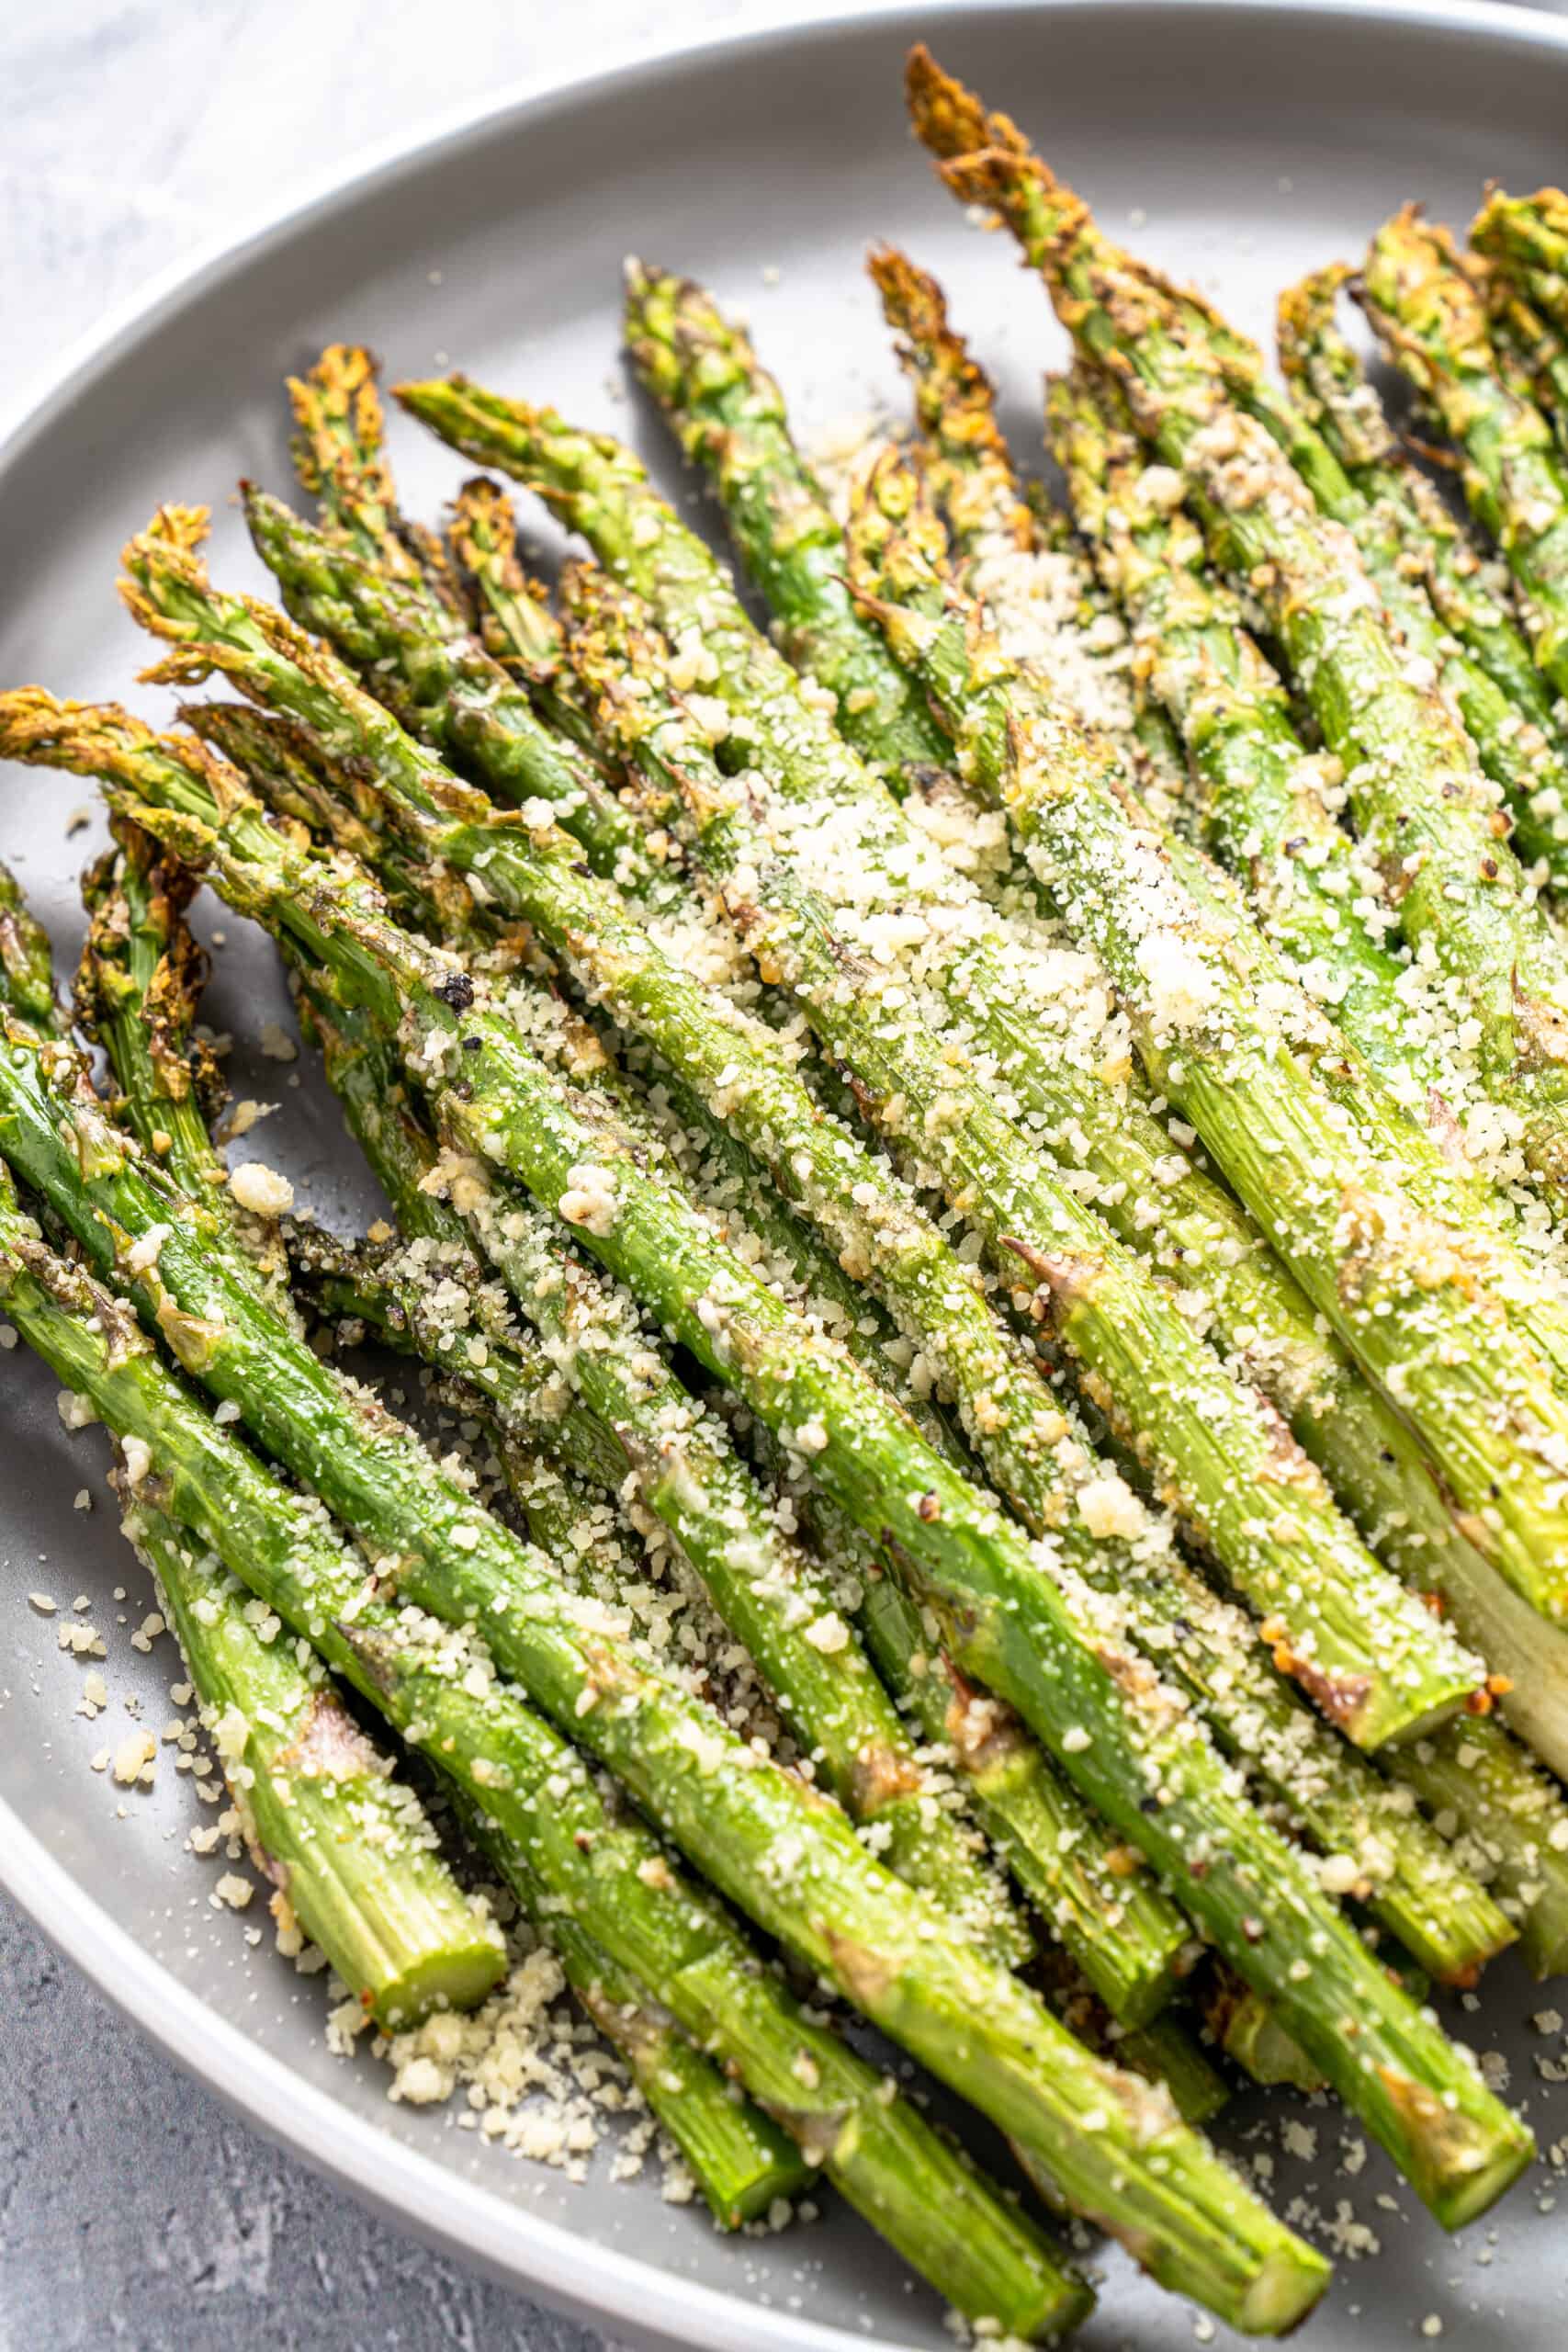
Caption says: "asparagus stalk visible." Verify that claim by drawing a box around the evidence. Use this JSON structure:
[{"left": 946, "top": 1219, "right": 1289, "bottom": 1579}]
[
  {"left": 381, "top": 411, "right": 1487, "bottom": 1753},
  {"left": 73, "top": 819, "right": 306, "bottom": 1324},
  {"left": 0, "top": 859, "right": 61, "bottom": 1030},
  {"left": 287, "top": 341, "right": 468, "bottom": 615},
  {"left": 6, "top": 800, "right": 1341, "bottom": 2327},
  {"left": 1274, "top": 262, "right": 1568, "bottom": 887},
  {"left": 0, "top": 1200, "right": 1077, "bottom": 2329},
  {"left": 1471, "top": 187, "right": 1568, "bottom": 338},
  {"left": 1035, "top": 360, "right": 1446, "bottom": 1115},
  {"left": 15, "top": 687, "right": 1534, "bottom": 2240},
  {"left": 280, "top": 348, "right": 663, "bottom": 901},
  {"left": 842, "top": 446, "right": 1568, "bottom": 1637},
  {"left": 622, "top": 263, "right": 952, "bottom": 779},
  {"left": 67, "top": 808, "right": 810, "bottom": 2217},
  {"left": 868, "top": 243, "right": 1036, "bottom": 557},
  {"left": 390, "top": 368, "right": 1568, "bottom": 1771},
  {"left": 388, "top": 367, "right": 1568, "bottom": 1705},
  {"left": 121, "top": 1484, "right": 507, "bottom": 2026},
  {"left": 445, "top": 476, "right": 604, "bottom": 754},
  {"left": 452, "top": 1797, "right": 812, "bottom": 2233},
  {"left": 3, "top": 852, "right": 509, "bottom": 2026},
  {"left": 1359, "top": 210, "right": 1568, "bottom": 690},
  {"left": 904, "top": 51, "right": 1568, "bottom": 1224},
  {"left": 291, "top": 958, "right": 1192, "bottom": 2024},
  {"left": 442, "top": 475, "right": 576, "bottom": 695}
]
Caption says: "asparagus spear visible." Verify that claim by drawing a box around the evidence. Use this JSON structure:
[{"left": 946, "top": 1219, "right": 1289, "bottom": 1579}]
[
  {"left": 1483, "top": 271, "right": 1568, "bottom": 458},
  {"left": 66, "top": 806, "right": 813, "bottom": 2218},
  {"left": 2, "top": 848, "right": 511, "bottom": 2026},
  {"left": 287, "top": 962, "right": 1193, "bottom": 2026},
  {"left": 841, "top": 442, "right": 1568, "bottom": 1639},
  {"left": 904, "top": 51, "right": 1568, "bottom": 1224},
  {"left": 868, "top": 243, "right": 1036, "bottom": 557},
  {"left": 0, "top": 859, "right": 61, "bottom": 1030},
  {"left": 446, "top": 476, "right": 604, "bottom": 754},
  {"left": 622, "top": 264, "right": 952, "bottom": 779},
  {"left": 3, "top": 800, "right": 1339, "bottom": 2325},
  {"left": 444, "top": 476, "right": 548, "bottom": 660},
  {"left": 73, "top": 819, "right": 308, "bottom": 1325},
  {"left": 15, "top": 686, "right": 1535, "bottom": 2240},
  {"left": 122, "top": 1484, "right": 507, "bottom": 2026},
  {"left": 0, "top": 1198, "right": 1078, "bottom": 2327},
  {"left": 375, "top": 424, "right": 1486, "bottom": 1752},
  {"left": 1037, "top": 361, "right": 1444, "bottom": 1114},
  {"left": 1274, "top": 261, "right": 1568, "bottom": 888},
  {"left": 450, "top": 1799, "right": 812, "bottom": 2233},
  {"left": 287, "top": 341, "right": 468, "bottom": 614},
  {"left": 280, "top": 348, "right": 664, "bottom": 902},
  {"left": 1359, "top": 210, "right": 1568, "bottom": 689},
  {"left": 125, "top": 516, "right": 1493, "bottom": 1752},
  {"left": 1471, "top": 187, "right": 1568, "bottom": 337}
]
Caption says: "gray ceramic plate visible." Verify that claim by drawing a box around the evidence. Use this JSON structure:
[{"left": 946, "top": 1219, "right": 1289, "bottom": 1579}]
[{"left": 4, "top": 4, "right": 1568, "bottom": 2345}]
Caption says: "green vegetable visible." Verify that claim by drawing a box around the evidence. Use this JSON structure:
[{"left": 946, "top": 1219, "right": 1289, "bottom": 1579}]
[{"left": 0, "top": 1189, "right": 1074, "bottom": 2323}]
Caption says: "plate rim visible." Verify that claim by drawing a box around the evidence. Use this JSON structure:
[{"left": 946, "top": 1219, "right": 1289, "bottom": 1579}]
[{"left": 6, "top": 2, "right": 1568, "bottom": 2344}]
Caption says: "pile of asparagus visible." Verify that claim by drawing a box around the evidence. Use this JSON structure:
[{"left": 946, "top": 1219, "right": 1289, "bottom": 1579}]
[{"left": 10, "top": 45, "right": 1568, "bottom": 2336}]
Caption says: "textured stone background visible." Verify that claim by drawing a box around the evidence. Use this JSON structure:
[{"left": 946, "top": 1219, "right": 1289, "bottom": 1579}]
[{"left": 3, "top": 3, "right": 1563, "bottom": 2346}]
